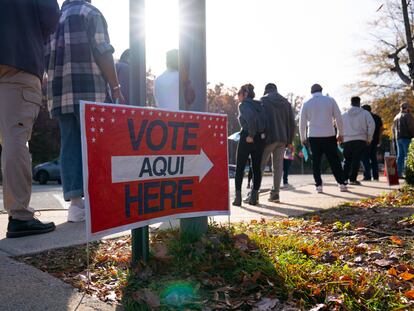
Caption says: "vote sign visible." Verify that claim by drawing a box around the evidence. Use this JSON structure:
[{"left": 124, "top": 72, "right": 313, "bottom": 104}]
[{"left": 80, "top": 102, "right": 229, "bottom": 239}]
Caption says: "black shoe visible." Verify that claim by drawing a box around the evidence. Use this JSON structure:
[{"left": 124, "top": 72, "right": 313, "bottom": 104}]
[
  {"left": 7, "top": 217, "right": 55, "bottom": 238},
  {"left": 248, "top": 190, "right": 259, "bottom": 205},
  {"left": 232, "top": 191, "right": 242, "bottom": 206},
  {"left": 349, "top": 180, "right": 361, "bottom": 186},
  {"left": 362, "top": 177, "right": 371, "bottom": 181}
]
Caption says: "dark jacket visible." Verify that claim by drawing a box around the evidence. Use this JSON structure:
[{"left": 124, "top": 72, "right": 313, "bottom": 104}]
[
  {"left": 261, "top": 91, "right": 295, "bottom": 145},
  {"left": 238, "top": 98, "right": 266, "bottom": 137},
  {"left": 393, "top": 112, "right": 414, "bottom": 139},
  {"left": 0, "top": 0, "right": 60, "bottom": 79}
]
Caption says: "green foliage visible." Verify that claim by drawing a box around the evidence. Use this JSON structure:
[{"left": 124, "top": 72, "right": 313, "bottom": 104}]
[{"left": 405, "top": 139, "right": 414, "bottom": 185}]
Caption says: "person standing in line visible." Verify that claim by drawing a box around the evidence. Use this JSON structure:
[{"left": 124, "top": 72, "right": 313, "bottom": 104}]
[
  {"left": 259, "top": 83, "right": 295, "bottom": 203},
  {"left": 361, "top": 104, "right": 383, "bottom": 181},
  {"left": 299, "top": 84, "right": 348, "bottom": 193},
  {"left": 392, "top": 102, "right": 414, "bottom": 178},
  {"left": 116, "top": 49, "right": 130, "bottom": 104},
  {"left": 0, "top": 0, "right": 60, "bottom": 238},
  {"left": 342, "top": 97, "right": 375, "bottom": 185},
  {"left": 47, "top": 0, "right": 125, "bottom": 223},
  {"left": 282, "top": 145, "right": 295, "bottom": 187},
  {"left": 153, "top": 49, "right": 179, "bottom": 111},
  {"left": 233, "top": 84, "right": 266, "bottom": 206}
]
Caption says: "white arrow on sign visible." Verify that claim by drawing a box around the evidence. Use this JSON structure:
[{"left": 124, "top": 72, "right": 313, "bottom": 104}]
[{"left": 111, "top": 149, "right": 214, "bottom": 183}]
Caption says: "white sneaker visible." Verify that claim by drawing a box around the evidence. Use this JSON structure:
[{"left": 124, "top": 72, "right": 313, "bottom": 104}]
[
  {"left": 316, "top": 185, "right": 323, "bottom": 193},
  {"left": 67, "top": 204, "right": 85, "bottom": 222},
  {"left": 339, "top": 184, "right": 348, "bottom": 192}
]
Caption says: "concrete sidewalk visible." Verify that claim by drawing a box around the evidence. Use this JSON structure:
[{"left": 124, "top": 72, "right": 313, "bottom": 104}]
[{"left": 0, "top": 175, "right": 399, "bottom": 311}]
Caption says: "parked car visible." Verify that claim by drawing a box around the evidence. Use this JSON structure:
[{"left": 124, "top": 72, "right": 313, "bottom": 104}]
[{"left": 33, "top": 158, "right": 61, "bottom": 185}]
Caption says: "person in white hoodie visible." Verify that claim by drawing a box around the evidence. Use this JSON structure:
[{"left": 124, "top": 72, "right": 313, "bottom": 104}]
[{"left": 342, "top": 97, "right": 375, "bottom": 185}]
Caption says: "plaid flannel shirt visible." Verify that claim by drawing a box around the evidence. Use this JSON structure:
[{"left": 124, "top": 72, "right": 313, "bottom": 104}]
[{"left": 46, "top": 0, "right": 114, "bottom": 116}]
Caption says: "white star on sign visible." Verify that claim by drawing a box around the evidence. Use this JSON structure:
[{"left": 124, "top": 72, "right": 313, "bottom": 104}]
[
  {"left": 190, "top": 115, "right": 193, "bottom": 119},
  {"left": 203, "top": 117, "right": 206, "bottom": 120},
  {"left": 149, "top": 111, "right": 153, "bottom": 116},
  {"left": 91, "top": 127, "right": 96, "bottom": 132},
  {"left": 111, "top": 118, "right": 115, "bottom": 123},
  {"left": 209, "top": 117, "right": 213, "bottom": 121},
  {"left": 174, "top": 114, "right": 177, "bottom": 117},
  {"left": 208, "top": 125, "right": 211, "bottom": 129},
  {"left": 221, "top": 126, "right": 224, "bottom": 129},
  {"left": 92, "top": 137, "right": 96, "bottom": 143},
  {"left": 158, "top": 112, "right": 162, "bottom": 116},
  {"left": 100, "top": 117, "right": 105, "bottom": 123},
  {"left": 112, "top": 108, "right": 116, "bottom": 113},
  {"left": 132, "top": 110, "right": 136, "bottom": 115},
  {"left": 122, "top": 109, "right": 126, "bottom": 114},
  {"left": 220, "top": 133, "right": 224, "bottom": 137},
  {"left": 91, "top": 107, "right": 96, "bottom": 112},
  {"left": 166, "top": 113, "right": 170, "bottom": 117},
  {"left": 196, "top": 116, "right": 200, "bottom": 120},
  {"left": 141, "top": 111, "right": 145, "bottom": 116},
  {"left": 215, "top": 125, "right": 218, "bottom": 129},
  {"left": 99, "top": 128, "right": 104, "bottom": 133},
  {"left": 90, "top": 117, "right": 95, "bottom": 122},
  {"left": 214, "top": 133, "right": 217, "bottom": 137},
  {"left": 181, "top": 115, "right": 184, "bottom": 118},
  {"left": 101, "top": 108, "right": 106, "bottom": 112},
  {"left": 220, "top": 141, "right": 224, "bottom": 145},
  {"left": 216, "top": 118, "right": 219, "bottom": 121}
]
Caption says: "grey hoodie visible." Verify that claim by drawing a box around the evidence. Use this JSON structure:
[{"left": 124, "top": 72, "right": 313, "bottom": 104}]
[
  {"left": 238, "top": 98, "right": 266, "bottom": 137},
  {"left": 342, "top": 106, "right": 375, "bottom": 143}
]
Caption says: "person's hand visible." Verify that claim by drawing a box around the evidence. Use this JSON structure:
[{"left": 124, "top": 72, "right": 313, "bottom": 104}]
[
  {"left": 111, "top": 87, "right": 126, "bottom": 105},
  {"left": 246, "top": 136, "right": 254, "bottom": 143},
  {"left": 337, "top": 135, "right": 344, "bottom": 144}
]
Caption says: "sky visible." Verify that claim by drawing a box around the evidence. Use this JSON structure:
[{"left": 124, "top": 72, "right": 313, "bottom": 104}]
[{"left": 58, "top": 0, "right": 381, "bottom": 107}]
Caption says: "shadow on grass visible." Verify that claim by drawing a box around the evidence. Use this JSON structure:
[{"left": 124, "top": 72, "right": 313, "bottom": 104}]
[{"left": 121, "top": 225, "right": 287, "bottom": 310}]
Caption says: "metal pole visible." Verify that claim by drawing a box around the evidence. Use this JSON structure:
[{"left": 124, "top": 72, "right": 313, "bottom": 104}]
[
  {"left": 130, "top": 0, "right": 149, "bottom": 264},
  {"left": 179, "top": 0, "right": 208, "bottom": 240}
]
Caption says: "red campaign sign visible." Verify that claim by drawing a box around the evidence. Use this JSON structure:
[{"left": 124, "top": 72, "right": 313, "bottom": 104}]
[
  {"left": 80, "top": 102, "right": 230, "bottom": 239},
  {"left": 384, "top": 156, "right": 399, "bottom": 186}
]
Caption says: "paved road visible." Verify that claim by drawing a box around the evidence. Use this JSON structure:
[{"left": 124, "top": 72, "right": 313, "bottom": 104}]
[
  {"left": 0, "top": 174, "right": 398, "bottom": 216},
  {"left": 0, "top": 175, "right": 325, "bottom": 212}
]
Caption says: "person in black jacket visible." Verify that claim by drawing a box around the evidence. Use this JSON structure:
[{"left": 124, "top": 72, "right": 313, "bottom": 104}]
[
  {"left": 233, "top": 84, "right": 266, "bottom": 206},
  {"left": 0, "top": 0, "right": 60, "bottom": 238}
]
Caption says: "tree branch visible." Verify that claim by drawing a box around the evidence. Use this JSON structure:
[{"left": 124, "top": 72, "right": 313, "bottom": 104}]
[{"left": 388, "top": 45, "right": 412, "bottom": 85}]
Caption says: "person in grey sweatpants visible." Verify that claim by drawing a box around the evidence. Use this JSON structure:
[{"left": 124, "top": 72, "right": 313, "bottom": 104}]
[{"left": 260, "top": 83, "right": 295, "bottom": 203}]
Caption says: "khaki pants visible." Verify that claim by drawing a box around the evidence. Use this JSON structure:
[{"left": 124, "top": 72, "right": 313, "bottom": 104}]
[
  {"left": 261, "top": 142, "right": 286, "bottom": 195},
  {"left": 0, "top": 65, "right": 41, "bottom": 220}
]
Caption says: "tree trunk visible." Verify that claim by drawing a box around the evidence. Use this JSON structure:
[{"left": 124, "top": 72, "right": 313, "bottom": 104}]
[{"left": 402, "top": 0, "right": 414, "bottom": 88}]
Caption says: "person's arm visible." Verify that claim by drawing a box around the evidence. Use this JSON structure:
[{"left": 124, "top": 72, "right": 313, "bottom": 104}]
[
  {"left": 36, "top": 0, "right": 60, "bottom": 40},
  {"left": 332, "top": 99, "right": 344, "bottom": 142},
  {"left": 408, "top": 113, "right": 414, "bottom": 137},
  {"left": 299, "top": 104, "right": 307, "bottom": 145},
  {"left": 239, "top": 104, "right": 257, "bottom": 142},
  {"left": 378, "top": 118, "right": 384, "bottom": 146},
  {"left": 287, "top": 101, "right": 296, "bottom": 145},
  {"left": 94, "top": 51, "right": 124, "bottom": 103},
  {"left": 87, "top": 13, "right": 125, "bottom": 104},
  {"left": 366, "top": 112, "right": 375, "bottom": 143}
]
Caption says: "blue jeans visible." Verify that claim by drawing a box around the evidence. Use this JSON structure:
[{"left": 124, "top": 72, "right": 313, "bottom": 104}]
[
  {"left": 58, "top": 113, "right": 83, "bottom": 201},
  {"left": 397, "top": 138, "right": 412, "bottom": 177}
]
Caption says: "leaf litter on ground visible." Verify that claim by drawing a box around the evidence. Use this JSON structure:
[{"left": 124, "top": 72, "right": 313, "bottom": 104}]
[{"left": 15, "top": 186, "right": 414, "bottom": 310}]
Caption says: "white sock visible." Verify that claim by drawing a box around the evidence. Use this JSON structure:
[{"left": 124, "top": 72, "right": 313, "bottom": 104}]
[{"left": 71, "top": 197, "right": 84, "bottom": 209}]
